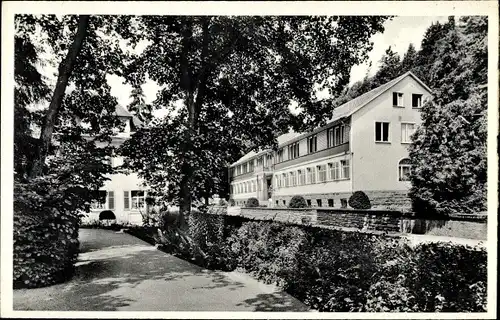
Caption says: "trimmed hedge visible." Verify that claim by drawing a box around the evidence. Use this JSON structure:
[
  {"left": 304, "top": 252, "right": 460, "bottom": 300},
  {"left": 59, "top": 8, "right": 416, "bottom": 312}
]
[
  {"left": 288, "top": 195, "right": 308, "bottom": 208},
  {"left": 245, "top": 197, "right": 259, "bottom": 208},
  {"left": 131, "top": 210, "right": 487, "bottom": 312},
  {"left": 348, "top": 191, "right": 372, "bottom": 209},
  {"left": 14, "top": 181, "right": 80, "bottom": 288}
]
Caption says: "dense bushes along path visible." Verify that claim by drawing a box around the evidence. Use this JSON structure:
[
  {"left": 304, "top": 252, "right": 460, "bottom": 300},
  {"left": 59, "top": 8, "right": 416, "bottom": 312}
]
[{"left": 13, "top": 229, "right": 308, "bottom": 312}]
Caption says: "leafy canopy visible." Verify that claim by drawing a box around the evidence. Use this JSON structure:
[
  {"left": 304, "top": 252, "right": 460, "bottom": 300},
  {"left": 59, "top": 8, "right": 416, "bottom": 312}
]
[{"left": 120, "top": 16, "right": 390, "bottom": 205}]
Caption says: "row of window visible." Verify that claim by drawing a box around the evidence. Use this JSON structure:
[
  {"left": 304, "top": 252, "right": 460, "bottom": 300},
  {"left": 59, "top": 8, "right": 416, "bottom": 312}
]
[
  {"left": 375, "top": 122, "right": 416, "bottom": 143},
  {"left": 275, "top": 159, "right": 350, "bottom": 189},
  {"left": 231, "top": 123, "right": 349, "bottom": 176},
  {"left": 91, "top": 190, "right": 147, "bottom": 210},
  {"left": 232, "top": 180, "right": 260, "bottom": 195},
  {"left": 393, "top": 92, "right": 423, "bottom": 108}
]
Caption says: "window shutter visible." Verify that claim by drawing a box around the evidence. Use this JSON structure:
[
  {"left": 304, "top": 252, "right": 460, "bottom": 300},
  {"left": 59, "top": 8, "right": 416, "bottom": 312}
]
[
  {"left": 108, "top": 191, "right": 115, "bottom": 210},
  {"left": 124, "top": 191, "right": 130, "bottom": 210}
]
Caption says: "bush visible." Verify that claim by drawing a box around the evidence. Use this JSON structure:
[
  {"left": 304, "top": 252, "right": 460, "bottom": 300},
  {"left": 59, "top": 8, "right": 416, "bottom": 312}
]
[
  {"left": 245, "top": 197, "right": 259, "bottom": 208},
  {"left": 229, "top": 199, "right": 235, "bottom": 207},
  {"left": 348, "top": 191, "right": 371, "bottom": 209},
  {"left": 288, "top": 195, "right": 308, "bottom": 208},
  {"left": 14, "top": 180, "right": 80, "bottom": 288}
]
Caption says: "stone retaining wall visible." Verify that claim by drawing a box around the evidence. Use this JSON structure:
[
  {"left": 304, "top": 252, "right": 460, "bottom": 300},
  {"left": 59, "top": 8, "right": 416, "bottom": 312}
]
[
  {"left": 240, "top": 207, "right": 317, "bottom": 225},
  {"left": 316, "top": 208, "right": 402, "bottom": 232}
]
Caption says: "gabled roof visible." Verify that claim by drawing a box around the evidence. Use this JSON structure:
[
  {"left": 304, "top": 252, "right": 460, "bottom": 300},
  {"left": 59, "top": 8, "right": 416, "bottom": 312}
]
[
  {"left": 230, "top": 71, "right": 431, "bottom": 167},
  {"left": 325, "top": 71, "right": 432, "bottom": 124},
  {"left": 114, "top": 104, "right": 133, "bottom": 117},
  {"left": 114, "top": 104, "right": 144, "bottom": 129}
]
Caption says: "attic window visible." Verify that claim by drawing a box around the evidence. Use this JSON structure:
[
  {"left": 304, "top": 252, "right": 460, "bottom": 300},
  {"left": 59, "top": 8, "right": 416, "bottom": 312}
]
[
  {"left": 412, "top": 94, "right": 423, "bottom": 108},
  {"left": 393, "top": 92, "right": 404, "bottom": 107}
]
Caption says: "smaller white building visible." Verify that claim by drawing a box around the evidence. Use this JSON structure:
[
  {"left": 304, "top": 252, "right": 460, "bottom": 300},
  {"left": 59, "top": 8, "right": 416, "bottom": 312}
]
[{"left": 82, "top": 105, "right": 149, "bottom": 225}]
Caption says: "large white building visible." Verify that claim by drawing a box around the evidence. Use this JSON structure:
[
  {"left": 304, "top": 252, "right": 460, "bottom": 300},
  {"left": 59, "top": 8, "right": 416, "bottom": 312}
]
[{"left": 228, "top": 72, "right": 432, "bottom": 209}]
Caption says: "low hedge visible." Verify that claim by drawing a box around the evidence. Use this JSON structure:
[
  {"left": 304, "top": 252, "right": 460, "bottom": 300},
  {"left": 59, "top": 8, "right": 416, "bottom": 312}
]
[{"left": 129, "top": 209, "right": 487, "bottom": 312}]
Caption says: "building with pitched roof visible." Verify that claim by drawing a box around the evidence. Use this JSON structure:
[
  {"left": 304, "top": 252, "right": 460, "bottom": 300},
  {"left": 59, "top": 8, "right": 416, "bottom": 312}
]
[
  {"left": 228, "top": 72, "right": 432, "bottom": 209},
  {"left": 81, "top": 105, "right": 148, "bottom": 225}
]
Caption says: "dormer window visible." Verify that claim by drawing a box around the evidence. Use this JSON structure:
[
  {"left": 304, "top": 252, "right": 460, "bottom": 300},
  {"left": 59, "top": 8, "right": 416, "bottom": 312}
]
[
  {"left": 412, "top": 94, "right": 423, "bottom": 108},
  {"left": 393, "top": 92, "right": 404, "bottom": 107}
]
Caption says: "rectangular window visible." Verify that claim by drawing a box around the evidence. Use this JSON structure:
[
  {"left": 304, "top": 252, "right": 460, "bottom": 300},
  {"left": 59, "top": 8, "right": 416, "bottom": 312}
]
[
  {"left": 298, "top": 169, "right": 306, "bottom": 185},
  {"left": 341, "top": 160, "right": 350, "bottom": 179},
  {"left": 412, "top": 94, "right": 423, "bottom": 108},
  {"left": 249, "top": 160, "right": 254, "bottom": 172},
  {"left": 316, "top": 199, "right": 322, "bottom": 207},
  {"left": 307, "top": 167, "right": 316, "bottom": 184},
  {"left": 329, "top": 162, "right": 340, "bottom": 180},
  {"left": 328, "top": 199, "right": 334, "bottom": 207},
  {"left": 131, "top": 190, "right": 146, "bottom": 209},
  {"left": 288, "top": 143, "right": 299, "bottom": 160},
  {"left": 289, "top": 171, "right": 296, "bottom": 187},
  {"left": 283, "top": 173, "right": 288, "bottom": 188},
  {"left": 375, "top": 122, "right": 390, "bottom": 142},
  {"left": 317, "top": 165, "right": 327, "bottom": 183},
  {"left": 277, "top": 149, "right": 284, "bottom": 163},
  {"left": 401, "top": 123, "right": 416, "bottom": 143},
  {"left": 393, "top": 92, "right": 404, "bottom": 107},
  {"left": 283, "top": 200, "right": 286, "bottom": 206},
  {"left": 306, "top": 199, "right": 312, "bottom": 207},
  {"left": 124, "top": 191, "right": 130, "bottom": 210},
  {"left": 307, "top": 135, "right": 317, "bottom": 154},
  {"left": 108, "top": 191, "right": 115, "bottom": 210},
  {"left": 327, "top": 128, "right": 334, "bottom": 147},
  {"left": 91, "top": 190, "right": 107, "bottom": 209}
]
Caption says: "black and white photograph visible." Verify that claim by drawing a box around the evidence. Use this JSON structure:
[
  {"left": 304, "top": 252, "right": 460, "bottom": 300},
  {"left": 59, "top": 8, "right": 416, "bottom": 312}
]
[{"left": 1, "top": 1, "right": 497, "bottom": 318}]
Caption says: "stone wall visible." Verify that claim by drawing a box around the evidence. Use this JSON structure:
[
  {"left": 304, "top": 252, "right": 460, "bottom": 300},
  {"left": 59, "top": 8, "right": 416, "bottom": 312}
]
[
  {"left": 239, "top": 207, "right": 317, "bottom": 225},
  {"left": 316, "top": 208, "right": 402, "bottom": 232},
  {"left": 364, "top": 190, "right": 412, "bottom": 211}
]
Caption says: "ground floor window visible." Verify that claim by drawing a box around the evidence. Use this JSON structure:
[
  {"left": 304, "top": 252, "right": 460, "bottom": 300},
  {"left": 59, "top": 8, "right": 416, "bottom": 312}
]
[
  {"left": 316, "top": 199, "right": 322, "bottom": 207},
  {"left": 399, "top": 158, "right": 412, "bottom": 181},
  {"left": 91, "top": 190, "right": 107, "bottom": 209},
  {"left": 130, "top": 190, "right": 146, "bottom": 210},
  {"left": 328, "top": 199, "right": 334, "bottom": 207}
]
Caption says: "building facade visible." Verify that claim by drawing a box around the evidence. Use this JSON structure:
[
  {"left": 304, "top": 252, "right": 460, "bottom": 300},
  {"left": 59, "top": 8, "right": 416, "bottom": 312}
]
[
  {"left": 81, "top": 105, "right": 149, "bottom": 225},
  {"left": 228, "top": 72, "right": 432, "bottom": 209}
]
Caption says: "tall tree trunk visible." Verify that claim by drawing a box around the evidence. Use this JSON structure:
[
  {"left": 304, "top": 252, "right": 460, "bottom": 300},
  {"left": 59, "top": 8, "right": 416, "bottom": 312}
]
[
  {"left": 178, "top": 18, "right": 212, "bottom": 226},
  {"left": 30, "top": 15, "right": 90, "bottom": 178}
]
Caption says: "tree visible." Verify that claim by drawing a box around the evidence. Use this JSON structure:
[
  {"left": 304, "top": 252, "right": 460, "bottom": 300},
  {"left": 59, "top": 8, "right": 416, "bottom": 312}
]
[
  {"left": 120, "top": 16, "right": 390, "bottom": 224},
  {"left": 127, "top": 85, "right": 153, "bottom": 124},
  {"left": 371, "top": 46, "right": 402, "bottom": 87},
  {"left": 401, "top": 43, "right": 417, "bottom": 72},
  {"left": 14, "top": 14, "right": 135, "bottom": 287},
  {"left": 408, "top": 16, "right": 487, "bottom": 216}
]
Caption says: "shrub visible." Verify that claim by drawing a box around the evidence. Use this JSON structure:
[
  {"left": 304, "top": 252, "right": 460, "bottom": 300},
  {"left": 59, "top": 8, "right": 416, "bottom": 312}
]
[
  {"left": 288, "top": 195, "right": 308, "bottom": 208},
  {"left": 245, "top": 197, "right": 259, "bottom": 207},
  {"left": 348, "top": 191, "right": 371, "bottom": 209},
  {"left": 14, "top": 180, "right": 80, "bottom": 288},
  {"left": 229, "top": 198, "right": 235, "bottom": 207},
  {"left": 218, "top": 198, "right": 227, "bottom": 206}
]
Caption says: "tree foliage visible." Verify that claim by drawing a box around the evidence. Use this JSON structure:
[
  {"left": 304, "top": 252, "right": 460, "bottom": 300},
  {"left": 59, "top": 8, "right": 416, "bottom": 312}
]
[
  {"left": 120, "top": 16, "right": 389, "bottom": 219},
  {"left": 409, "top": 16, "right": 487, "bottom": 215}
]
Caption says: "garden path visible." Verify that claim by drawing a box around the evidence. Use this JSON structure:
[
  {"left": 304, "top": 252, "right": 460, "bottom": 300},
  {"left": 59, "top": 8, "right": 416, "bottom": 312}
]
[{"left": 13, "top": 228, "right": 309, "bottom": 312}]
